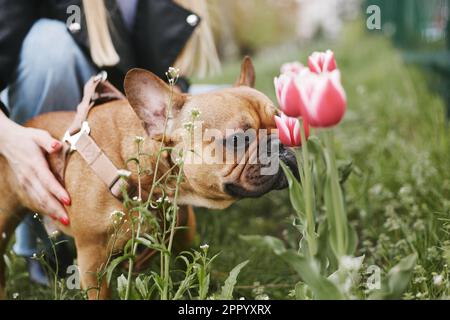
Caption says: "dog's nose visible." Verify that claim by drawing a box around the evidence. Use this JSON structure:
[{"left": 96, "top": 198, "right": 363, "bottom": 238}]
[
  {"left": 274, "top": 145, "right": 300, "bottom": 190},
  {"left": 279, "top": 145, "right": 299, "bottom": 177}
]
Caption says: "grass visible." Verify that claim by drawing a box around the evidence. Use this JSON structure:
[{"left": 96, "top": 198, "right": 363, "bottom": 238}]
[{"left": 5, "top": 20, "right": 450, "bottom": 299}]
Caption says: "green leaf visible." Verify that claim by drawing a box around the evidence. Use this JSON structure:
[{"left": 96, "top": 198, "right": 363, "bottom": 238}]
[
  {"left": 106, "top": 254, "right": 132, "bottom": 285},
  {"left": 346, "top": 224, "right": 358, "bottom": 256},
  {"left": 240, "top": 235, "right": 286, "bottom": 255},
  {"left": 369, "top": 253, "right": 417, "bottom": 300},
  {"left": 135, "top": 276, "right": 148, "bottom": 299},
  {"left": 294, "top": 281, "right": 313, "bottom": 300},
  {"left": 279, "top": 250, "right": 344, "bottom": 300},
  {"left": 218, "top": 260, "right": 249, "bottom": 300},
  {"left": 337, "top": 159, "right": 353, "bottom": 184},
  {"left": 387, "top": 253, "right": 417, "bottom": 299},
  {"left": 280, "top": 162, "right": 305, "bottom": 217},
  {"left": 117, "top": 274, "right": 128, "bottom": 300}
]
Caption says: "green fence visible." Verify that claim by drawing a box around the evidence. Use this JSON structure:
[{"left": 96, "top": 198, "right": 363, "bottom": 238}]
[
  {"left": 366, "top": 0, "right": 450, "bottom": 117},
  {"left": 366, "top": 0, "right": 449, "bottom": 50}
]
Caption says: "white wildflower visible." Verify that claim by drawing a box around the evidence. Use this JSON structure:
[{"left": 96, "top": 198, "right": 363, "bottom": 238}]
[
  {"left": 200, "top": 244, "right": 209, "bottom": 250},
  {"left": 156, "top": 196, "right": 170, "bottom": 204},
  {"left": 166, "top": 67, "right": 180, "bottom": 85},
  {"left": 433, "top": 274, "right": 443, "bottom": 286},
  {"left": 12, "top": 292, "right": 19, "bottom": 299},
  {"left": 190, "top": 108, "right": 201, "bottom": 119},
  {"left": 1, "top": 232, "right": 6, "bottom": 239},
  {"left": 134, "top": 136, "right": 144, "bottom": 143},
  {"left": 340, "top": 255, "right": 364, "bottom": 271},
  {"left": 111, "top": 211, "right": 125, "bottom": 224}
]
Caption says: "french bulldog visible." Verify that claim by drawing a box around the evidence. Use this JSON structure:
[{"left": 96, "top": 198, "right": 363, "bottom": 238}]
[{"left": 0, "top": 57, "right": 297, "bottom": 299}]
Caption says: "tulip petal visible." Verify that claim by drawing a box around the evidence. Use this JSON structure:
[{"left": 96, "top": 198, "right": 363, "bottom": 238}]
[
  {"left": 312, "top": 75, "right": 347, "bottom": 127},
  {"left": 308, "top": 50, "right": 337, "bottom": 74},
  {"left": 275, "top": 115, "right": 292, "bottom": 146},
  {"left": 323, "top": 50, "right": 337, "bottom": 72},
  {"left": 308, "top": 55, "right": 321, "bottom": 74},
  {"left": 280, "top": 77, "right": 303, "bottom": 117},
  {"left": 292, "top": 118, "right": 301, "bottom": 146}
]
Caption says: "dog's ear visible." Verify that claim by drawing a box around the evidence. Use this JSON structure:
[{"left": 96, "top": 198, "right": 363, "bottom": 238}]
[
  {"left": 234, "top": 56, "right": 255, "bottom": 88},
  {"left": 124, "top": 68, "right": 185, "bottom": 138}
]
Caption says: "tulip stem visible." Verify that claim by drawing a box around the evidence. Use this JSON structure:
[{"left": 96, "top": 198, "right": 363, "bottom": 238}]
[
  {"left": 297, "top": 119, "right": 317, "bottom": 257},
  {"left": 324, "top": 130, "right": 347, "bottom": 258}
]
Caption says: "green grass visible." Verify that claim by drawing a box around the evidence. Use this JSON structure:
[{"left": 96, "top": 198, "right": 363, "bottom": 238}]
[{"left": 6, "top": 21, "right": 450, "bottom": 299}]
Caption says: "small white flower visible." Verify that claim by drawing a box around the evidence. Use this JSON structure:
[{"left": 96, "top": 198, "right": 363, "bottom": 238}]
[
  {"left": 117, "top": 169, "right": 132, "bottom": 178},
  {"left": 166, "top": 67, "right": 180, "bottom": 85},
  {"left": 1, "top": 232, "right": 6, "bottom": 239},
  {"left": 32, "top": 253, "right": 38, "bottom": 259},
  {"left": 433, "top": 274, "right": 443, "bottom": 286},
  {"left": 340, "top": 255, "right": 364, "bottom": 271},
  {"left": 12, "top": 292, "right": 19, "bottom": 299},
  {"left": 200, "top": 244, "right": 209, "bottom": 250},
  {"left": 134, "top": 136, "right": 144, "bottom": 143},
  {"left": 190, "top": 108, "right": 201, "bottom": 119},
  {"left": 110, "top": 210, "right": 125, "bottom": 224},
  {"left": 239, "top": 297, "right": 245, "bottom": 300}
]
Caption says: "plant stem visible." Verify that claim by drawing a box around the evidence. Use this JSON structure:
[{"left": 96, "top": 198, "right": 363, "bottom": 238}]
[
  {"left": 298, "top": 119, "right": 317, "bottom": 257},
  {"left": 161, "top": 164, "right": 184, "bottom": 300},
  {"left": 324, "top": 130, "right": 347, "bottom": 257},
  {"left": 124, "top": 141, "right": 145, "bottom": 300}
]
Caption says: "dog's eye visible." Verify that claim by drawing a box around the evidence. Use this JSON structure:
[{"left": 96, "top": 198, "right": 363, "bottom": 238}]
[{"left": 224, "top": 131, "right": 253, "bottom": 150}]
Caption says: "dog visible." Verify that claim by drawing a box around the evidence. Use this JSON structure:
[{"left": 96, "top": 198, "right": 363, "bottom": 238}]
[{"left": 0, "top": 57, "right": 297, "bottom": 299}]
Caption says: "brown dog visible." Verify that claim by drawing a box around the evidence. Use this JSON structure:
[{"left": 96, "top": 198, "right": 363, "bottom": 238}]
[{"left": 0, "top": 57, "right": 297, "bottom": 299}]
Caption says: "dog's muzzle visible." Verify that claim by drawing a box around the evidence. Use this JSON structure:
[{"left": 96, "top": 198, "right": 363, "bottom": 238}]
[{"left": 224, "top": 144, "right": 299, "bottom": 198}]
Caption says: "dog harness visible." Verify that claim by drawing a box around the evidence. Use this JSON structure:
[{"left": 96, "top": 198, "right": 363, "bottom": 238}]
[
  {"left": 60, "top": 72, "right": 192, "bottom": 270},
  {"left": 61, "top": 72, "right": 130, "bottom": 199}
]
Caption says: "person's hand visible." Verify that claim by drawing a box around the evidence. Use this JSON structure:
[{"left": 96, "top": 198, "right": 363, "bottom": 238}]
[{"left": 0, "top": 118, "right": 70, "bottom": 225}]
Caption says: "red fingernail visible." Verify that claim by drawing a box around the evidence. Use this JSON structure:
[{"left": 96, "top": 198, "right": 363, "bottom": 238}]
[
  {"left": 61, "top": 197, "right": 71, "bottom": 206},
  {"left": 51, "top": 141, "right": 61, "bottom": 149},
  {"left": 60, "top": 216, "right": 70, "bottom": 226}
]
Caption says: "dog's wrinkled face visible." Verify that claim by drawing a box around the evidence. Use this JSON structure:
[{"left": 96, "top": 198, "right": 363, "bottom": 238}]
[{"left": 125, "top": 57, "right": 298, "bottom": 209}]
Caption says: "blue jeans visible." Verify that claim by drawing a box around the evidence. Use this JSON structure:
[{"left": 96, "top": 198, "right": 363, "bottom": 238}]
[{"left": 5, "top": 19, "right": 96, "bottom": 257}]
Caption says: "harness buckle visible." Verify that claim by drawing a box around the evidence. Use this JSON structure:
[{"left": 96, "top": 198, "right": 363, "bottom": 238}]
[{"left": 63, "top": 121, "right": 91, "bottom": 151}]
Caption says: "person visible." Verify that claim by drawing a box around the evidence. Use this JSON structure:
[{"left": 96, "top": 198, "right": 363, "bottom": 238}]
[{"left": 0, "top": 0, "right": 220, "bottom": 286}]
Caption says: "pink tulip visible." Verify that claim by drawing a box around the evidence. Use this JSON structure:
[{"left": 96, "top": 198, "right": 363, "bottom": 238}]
[
  {"left": 295, "top": 70, "right": 347, "bottom": 128},
  {"left": 274, "top": 74, "right": 303, "bottom": 118},
  {"left": 280, "top": 61, "right": 305, "bottom": 75},
  {"left": 308, "top": 50, "right": 337, "bottom": 74},
  {"left": 274, "top": 113, "right": 309, "bottom": 147}
]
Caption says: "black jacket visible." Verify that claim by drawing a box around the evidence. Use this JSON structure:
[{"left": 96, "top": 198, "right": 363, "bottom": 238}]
[{"left": 0, "top": 0, "right": 199, "bottom": 115}]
